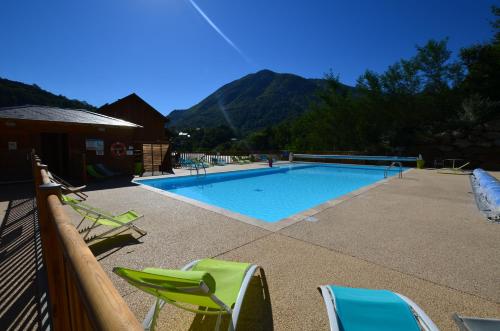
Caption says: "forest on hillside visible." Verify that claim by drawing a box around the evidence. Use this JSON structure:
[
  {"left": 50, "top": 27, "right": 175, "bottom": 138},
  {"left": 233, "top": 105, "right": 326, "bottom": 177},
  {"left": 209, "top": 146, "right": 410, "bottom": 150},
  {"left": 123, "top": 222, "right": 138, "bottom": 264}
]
[
  {"left": 0, "top": 78, "right": 95, "bottom": 110},
  {"left": 173, "top": 6, "right": 499, "bottom": 158}
]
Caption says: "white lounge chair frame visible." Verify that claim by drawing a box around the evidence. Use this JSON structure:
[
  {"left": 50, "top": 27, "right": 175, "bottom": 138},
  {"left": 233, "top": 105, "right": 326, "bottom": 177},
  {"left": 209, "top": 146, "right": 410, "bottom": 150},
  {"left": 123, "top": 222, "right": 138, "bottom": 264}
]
[
  {"left": 48, "top": 170, "right": 88, "bottom": 200},
  {"left": 318, "top": 285, "right": 440, "bottom": 331},
  {"left": 453, "top": 313, "right": 500, "bottom": 331},
  {"left": 437, "top": 162, "right": 472, "bottom": 175},
  {"left": 143, "top": 259, "right": 263, "bottom": 331},
  {"left": 62, "top": 199, "right": 146, "bottom": 243}
]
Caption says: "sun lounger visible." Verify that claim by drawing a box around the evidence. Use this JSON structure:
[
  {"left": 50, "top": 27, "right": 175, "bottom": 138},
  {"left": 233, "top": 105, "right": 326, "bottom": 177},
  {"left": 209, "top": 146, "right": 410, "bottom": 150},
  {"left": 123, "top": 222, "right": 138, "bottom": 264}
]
[
  {"left": 437, "top": 161, "right": 471, "bottom": 175},
  {"left": 87, "top": 164, "right": 106, "bottom": 179},
  {"left": 318, "top": 285, "right": 439, "bottom": 331},
  {"left": 194, "top": 158, "right": 211, "bottom": 168},
  {"left": 179, "top": 157, "right": 194, "bottom": 168},
  {"left": 134, "top": 162, "right": 144, "bottom": 176},
  {"left": 48, "top": 171, "right": 88, "bottom": 200},
  {"left": 179, "top": 158, "right": 207, "bottom": 175},
  {"left": 453, "top": 313, "right": 500, "bottom": 331},
  {"left": 231, "top": 156, "right": 249, "bottom": 165},
  {"left": 113, "top": 258, "right": 263, "bottom": 331},
  {"left": 211, "top": 157, "right": 226, "bottom": 166},
  {"left": 95, "top": 163, "right": 121, "bottom": 176},
  {"left": 238, "top": 156, "right": 251, "bottom": 164},
  {"left": 61, "top": 195, "right": 146, "bottom": 243}
]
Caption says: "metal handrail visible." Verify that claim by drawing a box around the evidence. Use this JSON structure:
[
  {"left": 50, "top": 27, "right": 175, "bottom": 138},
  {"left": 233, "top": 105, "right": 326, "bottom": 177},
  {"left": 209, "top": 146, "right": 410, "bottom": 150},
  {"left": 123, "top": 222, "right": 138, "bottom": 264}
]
[{"left": 384, "top": 161, "right": 403, "bottom": 178}]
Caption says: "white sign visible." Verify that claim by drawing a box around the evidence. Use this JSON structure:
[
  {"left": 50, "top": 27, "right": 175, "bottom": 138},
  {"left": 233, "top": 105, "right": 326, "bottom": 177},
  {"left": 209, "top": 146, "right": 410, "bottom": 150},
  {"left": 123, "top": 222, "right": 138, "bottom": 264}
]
[
  {"left": 8, "top": 141, "right": 17, "bottom": 150},
  {"left": 86, "top": 139, "right": 104, "bottom": 152}
]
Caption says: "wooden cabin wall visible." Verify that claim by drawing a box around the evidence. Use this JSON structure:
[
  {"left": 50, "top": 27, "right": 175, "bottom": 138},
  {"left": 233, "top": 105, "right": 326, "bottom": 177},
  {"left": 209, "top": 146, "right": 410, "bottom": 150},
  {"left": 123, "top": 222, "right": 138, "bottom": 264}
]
[{"left": 0, "top": 119, "right": 137, "bottom": 181}]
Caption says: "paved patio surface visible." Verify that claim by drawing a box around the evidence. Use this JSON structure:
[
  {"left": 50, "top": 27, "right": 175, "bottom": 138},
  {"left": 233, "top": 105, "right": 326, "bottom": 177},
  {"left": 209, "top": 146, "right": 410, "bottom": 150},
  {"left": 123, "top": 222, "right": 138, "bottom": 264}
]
[
  {"left": 0, "top": 184, "right": 50, "bottom": 331},
  {"left": 64, "top": 163, "right": 500, "bottom": 330}
]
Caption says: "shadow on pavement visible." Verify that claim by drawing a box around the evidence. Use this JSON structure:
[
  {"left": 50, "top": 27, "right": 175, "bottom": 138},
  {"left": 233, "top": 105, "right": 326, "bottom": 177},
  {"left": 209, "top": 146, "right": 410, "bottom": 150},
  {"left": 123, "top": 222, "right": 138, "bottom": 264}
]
[
  {"left": 0, "top": 194, "right": 51, "bottom": 330},
  {"left": 188, "top": 269, "right": 274, "bottom": 331},
  {"left": 89, "top": 233, "right": 144, "bottom": 261}
]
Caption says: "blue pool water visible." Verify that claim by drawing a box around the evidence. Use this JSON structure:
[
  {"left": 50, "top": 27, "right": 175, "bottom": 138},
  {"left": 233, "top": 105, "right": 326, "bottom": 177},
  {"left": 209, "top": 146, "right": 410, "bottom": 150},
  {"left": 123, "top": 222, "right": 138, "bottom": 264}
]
[{"left": 137, "top": 163, "right": 404, "bottom": 223}]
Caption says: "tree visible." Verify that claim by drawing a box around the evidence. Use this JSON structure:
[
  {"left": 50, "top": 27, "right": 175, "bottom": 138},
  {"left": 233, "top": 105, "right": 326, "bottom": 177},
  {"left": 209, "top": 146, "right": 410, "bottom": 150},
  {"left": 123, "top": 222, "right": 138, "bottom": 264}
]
[{"left": 459, "top": 6, "right": 500, "bottom": 123}]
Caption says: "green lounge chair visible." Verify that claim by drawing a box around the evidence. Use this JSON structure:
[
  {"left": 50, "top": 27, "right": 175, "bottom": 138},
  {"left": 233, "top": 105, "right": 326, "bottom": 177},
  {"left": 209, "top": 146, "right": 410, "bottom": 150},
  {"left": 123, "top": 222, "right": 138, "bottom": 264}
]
[
  {"left": 318, "top": 285, "right": 439, "bottom": 331},
  {"left": 87, "top": 164, "right": 106, "bottom": 179},
  {"left": 437, "top": 161, "right": 472, "bottom": 175},
  {"left": 61, "top": 195, "right": 146, "bottom": 243},
  {"left": 238, "top": 156, "right": 251, "bottom": 164},
  {"left": 134, "top": 162, "right": 144, "bottom": 176},
  {"left": 113, "top": 258, "right": 263, "bottom": 331},
  {"left": 95, "top": 163, "right": 121, "bottom": 176},
  {"left": 231, "top": 156, "right": 245, "bottom": 165}
]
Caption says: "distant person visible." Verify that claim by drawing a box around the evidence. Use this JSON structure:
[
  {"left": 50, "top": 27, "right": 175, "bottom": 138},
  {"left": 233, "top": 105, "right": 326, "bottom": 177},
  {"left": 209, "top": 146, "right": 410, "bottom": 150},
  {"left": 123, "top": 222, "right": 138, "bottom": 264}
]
[{"left": 268, "top": 155, "right": 273, "bottom": 167}]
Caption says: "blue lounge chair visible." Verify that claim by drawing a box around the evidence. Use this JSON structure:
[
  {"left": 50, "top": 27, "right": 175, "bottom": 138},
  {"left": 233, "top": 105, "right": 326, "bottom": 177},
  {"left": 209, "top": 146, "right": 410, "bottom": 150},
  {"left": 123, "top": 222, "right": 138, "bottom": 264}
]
[
  {"left": 179, "top": 157, "right": 195, "bottom": 168},
  {"left": 318, "top": 285, "right": 439, "bottom": 331},
  {"left": 179, "top": 157, "right": 207, "bottom": 175},
  {"left": 211, "top": 157, "right": 226, "bottom": 166}
]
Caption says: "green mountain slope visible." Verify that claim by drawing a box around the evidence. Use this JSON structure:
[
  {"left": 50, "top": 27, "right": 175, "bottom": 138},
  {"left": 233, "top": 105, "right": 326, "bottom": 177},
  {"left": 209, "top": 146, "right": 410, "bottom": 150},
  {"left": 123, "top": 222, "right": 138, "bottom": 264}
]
[
  {"left": 168, "top": 70, "right": 333, "bottom": 134},
  {"left": 0, "top": 77, "right": 95, "bottom": 110}
]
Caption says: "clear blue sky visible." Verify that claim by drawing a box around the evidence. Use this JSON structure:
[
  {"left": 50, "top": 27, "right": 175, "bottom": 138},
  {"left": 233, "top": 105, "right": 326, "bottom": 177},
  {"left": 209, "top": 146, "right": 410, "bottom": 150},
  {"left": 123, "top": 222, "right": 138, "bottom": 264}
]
[{"left": 0, "top": 0, "right": 495, "bottom": 114}]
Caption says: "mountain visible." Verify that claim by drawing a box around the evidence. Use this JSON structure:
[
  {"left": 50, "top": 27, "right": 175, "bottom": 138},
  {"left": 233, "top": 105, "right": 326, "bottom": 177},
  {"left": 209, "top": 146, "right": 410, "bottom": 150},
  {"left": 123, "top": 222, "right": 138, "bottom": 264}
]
[
  {"left": 168, "top": 70, "right": 332, "bottom": 134},
  {"left": 0, "top": 77, "right": 95, "bottom": 110}
]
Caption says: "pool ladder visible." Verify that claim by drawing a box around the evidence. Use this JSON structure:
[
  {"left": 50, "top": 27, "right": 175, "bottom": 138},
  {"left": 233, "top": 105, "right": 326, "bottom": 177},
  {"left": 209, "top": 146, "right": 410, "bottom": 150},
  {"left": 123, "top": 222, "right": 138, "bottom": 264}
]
[
  {"left": 194, "top": 159, "right": 207, "bottom": 176},
  {"left": 384, "top": 162, "right": 403, "bottom": 178}
]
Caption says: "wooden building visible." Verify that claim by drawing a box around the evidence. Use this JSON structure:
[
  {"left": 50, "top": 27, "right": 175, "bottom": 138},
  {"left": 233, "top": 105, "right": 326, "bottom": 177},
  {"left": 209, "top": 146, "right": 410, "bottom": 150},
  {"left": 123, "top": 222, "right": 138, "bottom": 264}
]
[
  {"left": 0, "top": 105, "right": 140, "bottom": 182},
  {"left": 98, "top": 93, "right": 172, "bottom": 174},
  {"left": 98, "top": 93, "right": 169, "bottom": 142}
]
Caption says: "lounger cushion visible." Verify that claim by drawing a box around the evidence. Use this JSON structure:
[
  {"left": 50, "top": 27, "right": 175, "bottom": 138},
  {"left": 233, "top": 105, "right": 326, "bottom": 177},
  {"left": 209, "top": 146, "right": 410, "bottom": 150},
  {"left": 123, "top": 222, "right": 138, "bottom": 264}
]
[
  {"left": 141, "top": 268, "right": 216, "bottom": 293},
  {"left": 115, "top": 267, "right": 219, "bottom": 309},
  {"left": 329, "top": 286, "right": 420, "bottom": 331},
  {"left": 192, "top": 259, "right": 251, "bottom": 308},
  {"left": 114, "top": 259, "right": 252, "bottom": 311}
]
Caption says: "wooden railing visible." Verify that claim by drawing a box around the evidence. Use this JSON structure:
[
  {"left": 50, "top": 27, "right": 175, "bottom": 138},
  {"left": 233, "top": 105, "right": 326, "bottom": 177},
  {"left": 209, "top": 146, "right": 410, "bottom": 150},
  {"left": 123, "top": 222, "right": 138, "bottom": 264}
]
[{"left": 32, "top": 154, "right": 142, "bottom": 331}]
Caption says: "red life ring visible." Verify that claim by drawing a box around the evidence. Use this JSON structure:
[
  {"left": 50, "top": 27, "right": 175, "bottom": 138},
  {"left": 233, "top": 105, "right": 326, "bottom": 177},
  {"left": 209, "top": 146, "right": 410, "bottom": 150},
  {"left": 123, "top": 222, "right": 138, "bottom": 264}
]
[{"left": 110, "top": 142, "right": 127, "bottom": 158}]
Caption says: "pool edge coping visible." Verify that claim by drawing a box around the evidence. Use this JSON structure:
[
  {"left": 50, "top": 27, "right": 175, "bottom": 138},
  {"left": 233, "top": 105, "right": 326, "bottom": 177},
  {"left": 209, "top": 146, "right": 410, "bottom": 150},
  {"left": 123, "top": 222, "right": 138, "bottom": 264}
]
[{"left": 134, "top": 166, "right": 414, "bottom": 232}]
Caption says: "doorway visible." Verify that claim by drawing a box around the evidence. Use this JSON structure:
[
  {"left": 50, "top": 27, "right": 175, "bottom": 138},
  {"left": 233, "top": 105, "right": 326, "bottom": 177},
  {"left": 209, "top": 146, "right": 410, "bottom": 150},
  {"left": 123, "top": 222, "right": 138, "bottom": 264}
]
[{"left": 40, "top": 133, "right": 69, "bottom": 177}]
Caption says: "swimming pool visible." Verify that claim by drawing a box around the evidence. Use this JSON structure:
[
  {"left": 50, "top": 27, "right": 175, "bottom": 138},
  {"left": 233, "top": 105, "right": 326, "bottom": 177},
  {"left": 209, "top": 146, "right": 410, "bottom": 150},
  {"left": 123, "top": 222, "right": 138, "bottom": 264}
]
[{"left": 137, "top": 163, "right": 405, "bottom": 223}]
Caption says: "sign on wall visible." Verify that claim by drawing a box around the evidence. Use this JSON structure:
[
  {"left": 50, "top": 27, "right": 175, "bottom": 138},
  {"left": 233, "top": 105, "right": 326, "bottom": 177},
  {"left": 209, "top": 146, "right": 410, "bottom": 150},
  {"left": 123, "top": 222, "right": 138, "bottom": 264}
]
[
  {"left": 85, "top": 139, "right": 104, "bottom": 155},
  {"left": 8, "top": 141, "right": 17, "bottom": 151}
]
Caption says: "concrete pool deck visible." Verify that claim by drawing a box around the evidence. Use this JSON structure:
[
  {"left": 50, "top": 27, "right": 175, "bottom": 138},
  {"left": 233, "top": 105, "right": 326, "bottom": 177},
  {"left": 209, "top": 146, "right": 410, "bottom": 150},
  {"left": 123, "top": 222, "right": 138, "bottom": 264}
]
[{"left": 62, "top": 163, "right": 499, "bottom": 330}]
